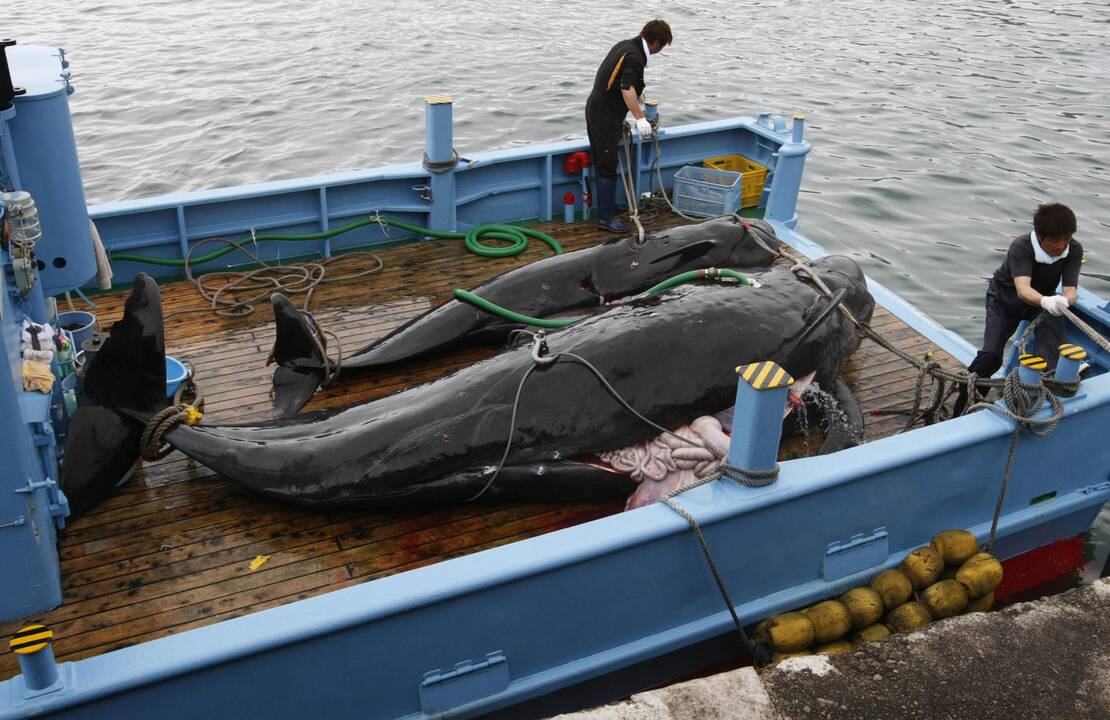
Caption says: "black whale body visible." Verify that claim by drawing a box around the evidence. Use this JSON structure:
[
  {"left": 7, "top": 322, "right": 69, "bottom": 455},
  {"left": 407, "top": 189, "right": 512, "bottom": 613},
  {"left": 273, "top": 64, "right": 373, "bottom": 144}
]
[
  {"left": 269, "top": 216, "right": 784, "bottom": 414},
  {"left": 166, "top": 254, "right": 874, "bottom": 507}
]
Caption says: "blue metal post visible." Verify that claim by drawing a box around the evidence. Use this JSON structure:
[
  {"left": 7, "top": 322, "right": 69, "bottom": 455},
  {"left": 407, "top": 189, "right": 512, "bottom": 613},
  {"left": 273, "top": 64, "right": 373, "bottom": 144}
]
[
  {"left": 1055, "top": 344, "right": 1087, "bottom": 383},
  {"left": 0, "top": 265, "right": 66, "bottom": 620},
  {"left": 0, "top": 108, "right": 23, "bottom": 189},
  {"left": 728, "top": 361, "right": 794, "bottom": 472},
  {"left": 10, "top": 625, "right": 60, "bottom": 691},
  {"left": 1018, "top": 354, "right": 1046, "bottom": 385},
  {"left": 764, "top": 115, "right": 811, "bottom": 230},
  {"left": 424, "top": 95, "right": 457, "bottom": 233}
]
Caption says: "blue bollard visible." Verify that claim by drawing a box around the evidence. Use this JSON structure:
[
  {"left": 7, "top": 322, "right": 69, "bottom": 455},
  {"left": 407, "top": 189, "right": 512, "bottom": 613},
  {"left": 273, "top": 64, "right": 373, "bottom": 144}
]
[
  {"left": 644, "top": 99, "right": 658, "bottom": 123},
  {"left": 424, "top": 95, "right": 457, "bottom": 233},
  {"left": 1055, "top": 344, "right": 1087, "bottom": 383},
  {"left": 728, "top": 361, "right": 794, "bottom": 473},
  {"left": 10, "top": 625, "right": 59, "bottom": 691},
  {"left": 764, "top": 114, "right": 811, "bottom": 230},
  {"left": 791, "top": 114, "right": 806, "bottom": 143},
  {"left": 563, "top": 192, "right": 575, "bottom": 224},
  {"left": 1018, "top": 353, "right": 1046, "bottom": 385}
]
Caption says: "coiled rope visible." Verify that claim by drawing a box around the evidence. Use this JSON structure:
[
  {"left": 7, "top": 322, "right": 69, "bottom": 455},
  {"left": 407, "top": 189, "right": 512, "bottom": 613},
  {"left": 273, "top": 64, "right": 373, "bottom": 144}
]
[
  {"left": 139, "top": 403, "right": 204, "bottom": 460},
  {"left": 965, "top": 366, "right": 1070, "bottom": 551}
]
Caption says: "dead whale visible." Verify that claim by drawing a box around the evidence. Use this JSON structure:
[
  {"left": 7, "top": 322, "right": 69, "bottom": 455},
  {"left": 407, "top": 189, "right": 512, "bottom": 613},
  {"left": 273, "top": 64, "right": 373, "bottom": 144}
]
[
  {"left": 61, "top": 254, "right": 873, "bottom": 513},
  {"left": 269, "top": 215, "right": 784, "bottom": 414}
]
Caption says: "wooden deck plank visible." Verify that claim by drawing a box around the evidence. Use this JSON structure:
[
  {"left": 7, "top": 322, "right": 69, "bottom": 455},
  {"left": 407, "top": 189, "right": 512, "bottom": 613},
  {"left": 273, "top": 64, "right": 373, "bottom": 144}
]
[{"left": 0, "top": 213, "right": 968, "bottom": 680}]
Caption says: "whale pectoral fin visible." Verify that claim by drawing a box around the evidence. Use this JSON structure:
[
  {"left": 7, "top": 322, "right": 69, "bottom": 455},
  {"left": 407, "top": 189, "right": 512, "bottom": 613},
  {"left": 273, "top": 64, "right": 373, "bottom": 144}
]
[
  {"left": 269, "top": 293, "right": 328, "bottom": 416},
  {"left": 818, "top": 376, "right": 865, "bottom": 454},
  {"left": 61, "top": 407, "right": 143, "bottom": 519},
  {"left": 63, "top": 274, "right": 169, "bottom": 518},
  {"left": 272, "top": 364, "right": 327, "bottom": 416}
]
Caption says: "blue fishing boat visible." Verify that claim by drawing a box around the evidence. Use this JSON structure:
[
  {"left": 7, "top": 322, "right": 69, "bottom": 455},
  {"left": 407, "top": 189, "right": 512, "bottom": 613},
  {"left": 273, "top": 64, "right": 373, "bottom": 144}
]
[{"left": 1, "top": 42, "right": 1107, "bottom": 719}]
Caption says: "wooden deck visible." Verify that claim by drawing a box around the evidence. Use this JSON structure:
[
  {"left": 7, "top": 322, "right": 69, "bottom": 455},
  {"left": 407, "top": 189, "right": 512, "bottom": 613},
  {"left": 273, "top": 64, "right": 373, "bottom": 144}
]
[{"left": 0, "top": 212, "right": 962, "bottom": 679}]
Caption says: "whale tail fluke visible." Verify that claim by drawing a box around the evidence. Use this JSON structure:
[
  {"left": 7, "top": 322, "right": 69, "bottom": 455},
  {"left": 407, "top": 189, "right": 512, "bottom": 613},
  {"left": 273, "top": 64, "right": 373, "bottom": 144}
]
[
  {"left": 268, "top": 293, "right": 329, "bottom": 416},
  {"left": 62, "top": 273, "right": 169, "bottom": 517}
]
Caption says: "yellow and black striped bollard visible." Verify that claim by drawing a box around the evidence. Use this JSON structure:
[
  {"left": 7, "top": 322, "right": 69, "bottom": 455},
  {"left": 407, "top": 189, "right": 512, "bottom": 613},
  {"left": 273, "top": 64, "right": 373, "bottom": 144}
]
[
  {"left": 10, "top": 624, "right": 59, "bottom": 691},
  {"left": 1055, "top": 344, "right": 1087, "bottom": 383}
]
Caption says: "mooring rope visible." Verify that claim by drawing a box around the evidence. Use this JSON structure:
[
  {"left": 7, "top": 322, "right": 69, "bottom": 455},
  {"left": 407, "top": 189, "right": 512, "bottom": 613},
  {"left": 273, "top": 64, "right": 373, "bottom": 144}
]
[
  {"left": 139, "top": 403, "right": 204, "bottom": 461},
  {"left": 962, "top": 367, "right": 1068, "bottom": 549}
]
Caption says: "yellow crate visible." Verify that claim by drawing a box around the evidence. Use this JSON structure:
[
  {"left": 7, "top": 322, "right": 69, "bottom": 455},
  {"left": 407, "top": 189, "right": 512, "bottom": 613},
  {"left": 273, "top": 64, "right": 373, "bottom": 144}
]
[{"left": 703, "top": 154, "right": 767, "bottom": 208}]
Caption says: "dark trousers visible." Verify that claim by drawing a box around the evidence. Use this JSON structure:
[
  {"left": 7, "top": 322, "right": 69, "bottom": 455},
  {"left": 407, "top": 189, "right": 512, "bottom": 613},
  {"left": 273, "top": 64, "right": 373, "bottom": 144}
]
[
  {"left": 585, "top": 103, "right": 622, "bottom": 180},
  {"left": 966, "top": 280, "right": 1066, "bottom": 379}
]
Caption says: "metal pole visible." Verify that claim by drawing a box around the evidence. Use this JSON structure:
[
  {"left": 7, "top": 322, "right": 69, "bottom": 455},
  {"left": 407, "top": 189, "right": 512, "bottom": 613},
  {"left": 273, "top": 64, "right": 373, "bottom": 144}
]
[
  {"left": 764, "top": 114, "right": 811, "bottom": 230},
  {"left": 728, "top": 360, "right": 793, "bottom": 472},
  {"left": 424, "top": 95, "right": 457, "bottom": 233}
]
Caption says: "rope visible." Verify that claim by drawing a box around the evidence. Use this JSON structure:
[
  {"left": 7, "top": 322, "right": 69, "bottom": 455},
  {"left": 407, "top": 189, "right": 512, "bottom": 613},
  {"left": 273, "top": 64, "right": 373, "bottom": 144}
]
[
  {"left": 657, "top": 460, "right": 778, "bottom": 657},
  {"left": 661, "top": 495, "right": 756, "bottom": 657},
  {"left": 166, "top": 236, "right": 384, "bottom": 320},
  {"left": 422, "top": 148, "right": 460, "bottom": 174},
  {"left": 962, "top": 367, "right": 1069, "bottom": 549},
  {"left": 140, "top": 403, "right": 203, "bottom": 460},
  {"left": 619, "top": 128, "right": 647, "bottom": 245}
]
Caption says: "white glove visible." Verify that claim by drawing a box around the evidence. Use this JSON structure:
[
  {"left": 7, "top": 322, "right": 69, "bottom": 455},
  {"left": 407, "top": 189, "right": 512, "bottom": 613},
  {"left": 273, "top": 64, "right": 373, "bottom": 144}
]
[
  {"left": 634, "top": 117, "right": 653, "bottom": 139},
  {"left": 1039, "top": 294, "right": 1069, "bottom": 316}
]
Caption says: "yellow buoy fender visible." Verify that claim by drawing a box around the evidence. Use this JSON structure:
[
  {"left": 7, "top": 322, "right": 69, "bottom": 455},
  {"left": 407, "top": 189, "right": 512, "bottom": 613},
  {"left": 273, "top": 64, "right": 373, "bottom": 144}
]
[
  {"left": 931, "top": 529, "right": 979, "bottom": 565},
  {"left": 804, "top": 601, "right": 853, "bottom": 644},
  {"left": 850, "top": 623, "right": 893, "bottom": 646},
  {"left": 840, "top": 587, "right": 884, "bottom": 629},
  {"left": 920, "top": 579, "right": 969, "bottom": 619},
  {"left": 900, "top": 546, "right": 945, "bottom": 589},
  {"left": 966, "top": 591, "right": 995, "bottom": 612},
  {"left": 887, "top": 601, "right": 933, "bottom": 633},
  {"left": 815, "top": 640, "right": 854, "bottom": 655},
  {"left": 956, "top": 553, "right": 1004, "bottom": 598},
  {"left": 763, "top": 612, "right": 816, "bottom": 652},
  {"left": 870, "top": 568, "right": 913, "bottom": 609}
]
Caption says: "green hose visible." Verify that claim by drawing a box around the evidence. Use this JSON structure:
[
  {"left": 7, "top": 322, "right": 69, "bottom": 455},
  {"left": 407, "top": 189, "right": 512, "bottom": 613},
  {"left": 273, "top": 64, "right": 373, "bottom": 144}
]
[
  {"left": 452, "top": 289, "right": 577, "bottom": 329},
  {"left": 453, "top": 267, "right": 754, "bottom": 329},
  {"left": 644, "top": 267, "right": 752, "bottom": 295},
  {"left": 108, "top": 215, "right": 563, "bottom": 267}
]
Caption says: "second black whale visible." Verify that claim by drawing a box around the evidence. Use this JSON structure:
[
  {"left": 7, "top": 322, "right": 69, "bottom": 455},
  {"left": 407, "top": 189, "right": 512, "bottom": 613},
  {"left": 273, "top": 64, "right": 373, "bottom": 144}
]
[{"left": 270, "top": 215, "right": 784, "bottom": 413}]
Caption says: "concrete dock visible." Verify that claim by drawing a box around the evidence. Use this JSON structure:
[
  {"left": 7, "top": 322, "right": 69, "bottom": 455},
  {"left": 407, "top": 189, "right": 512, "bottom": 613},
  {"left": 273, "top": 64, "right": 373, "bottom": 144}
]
[{"left": 554, "top": 578, "right": 1110, "bottom": 720}]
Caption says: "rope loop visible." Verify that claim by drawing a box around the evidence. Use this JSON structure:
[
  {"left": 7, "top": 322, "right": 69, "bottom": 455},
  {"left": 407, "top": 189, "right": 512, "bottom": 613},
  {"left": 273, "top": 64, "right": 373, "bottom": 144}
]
[
  {"left": 717, "top": 462, "right": 779, "bottom": 488},
  {"left": 140, "top": 403, "right": 204, "bottom": 461},
  {"left": 422, "top": 149, "right": 460, "bottom": 174}
]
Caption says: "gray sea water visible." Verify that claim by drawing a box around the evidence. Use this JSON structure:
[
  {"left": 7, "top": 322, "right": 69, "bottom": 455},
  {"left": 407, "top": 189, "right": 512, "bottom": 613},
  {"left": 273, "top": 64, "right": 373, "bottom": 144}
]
[{"left": 7, "top": 0, "right": 1109, "bottom": 572}]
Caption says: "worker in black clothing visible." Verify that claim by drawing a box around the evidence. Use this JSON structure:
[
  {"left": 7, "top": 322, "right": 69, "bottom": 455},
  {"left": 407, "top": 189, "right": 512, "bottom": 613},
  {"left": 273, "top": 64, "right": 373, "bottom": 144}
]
[
  {"left": 954, "top": 202, "right": 1084, "bottom": 414},
  {"left": 586, "top": 19, "right": 672, "bottom": 233}
]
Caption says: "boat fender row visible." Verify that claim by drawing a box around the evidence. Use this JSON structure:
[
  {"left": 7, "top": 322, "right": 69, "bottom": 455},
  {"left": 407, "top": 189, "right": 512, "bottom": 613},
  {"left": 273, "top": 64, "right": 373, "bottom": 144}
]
[{"left": 756, "top": 529, "right": 1004, "bottom": 662}]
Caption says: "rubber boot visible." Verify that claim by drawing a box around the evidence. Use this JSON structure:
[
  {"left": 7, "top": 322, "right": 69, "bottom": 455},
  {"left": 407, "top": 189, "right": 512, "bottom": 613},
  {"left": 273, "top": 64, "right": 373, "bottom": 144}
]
[{"left": 596, "top": 178, "right": 629, "bottom": 233}]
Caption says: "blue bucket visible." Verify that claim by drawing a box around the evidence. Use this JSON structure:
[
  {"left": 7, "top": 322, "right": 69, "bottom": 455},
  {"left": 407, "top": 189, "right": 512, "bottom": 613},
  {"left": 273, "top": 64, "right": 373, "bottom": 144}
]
[
  {"left": 165, "top": 356, "right": 189, "bottom": 399},
  {"left": 58, "top": 310, "right": 97, "bottom": 350}
]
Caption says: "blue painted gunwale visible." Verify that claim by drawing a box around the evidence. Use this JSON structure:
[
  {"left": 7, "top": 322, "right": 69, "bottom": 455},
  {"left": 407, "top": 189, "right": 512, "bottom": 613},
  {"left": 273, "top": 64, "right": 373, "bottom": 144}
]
[
  {"left": 3, "top": 116, "right": 1109, "bottom": 718},
  {"left": 88, "top": 114, "right": 789, "bottom": 285}
]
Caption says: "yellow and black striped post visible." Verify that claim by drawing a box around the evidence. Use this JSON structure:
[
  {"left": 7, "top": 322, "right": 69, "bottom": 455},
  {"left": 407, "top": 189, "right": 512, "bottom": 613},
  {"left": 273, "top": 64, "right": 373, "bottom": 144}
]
[
  {"left": 728, "top": 360, "right": 794, "bottom": 474},
  {"left": 1055, "top": 344, "right": 1088, "bottom": 383},
  {"left": 1018, "top": 353, "right": 1047, "bottom": 384},
  {"left": 10, "top": 624, "right": 59, "bottom": 690}
]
